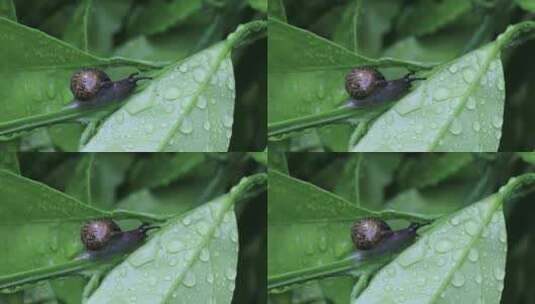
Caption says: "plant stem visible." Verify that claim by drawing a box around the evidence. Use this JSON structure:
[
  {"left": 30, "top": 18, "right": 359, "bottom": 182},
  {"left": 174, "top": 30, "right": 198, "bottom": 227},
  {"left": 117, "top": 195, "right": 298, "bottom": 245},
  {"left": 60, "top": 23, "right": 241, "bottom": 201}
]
[
  {"left": 268, "top": 103, "right": 392, "bottom": 138},
  {"left": 226, "top": 20, "right": 267, "bottom": 49},
  {"left": 0, "top": 258, "right": 94, "bottom": 290},
  {"left": 497, "top": 173, "right": 535, "bottom": 204},
  {"left": 268, "top": 254, "right": 390, "bottom": 291},
  {"left": 0, "top": 102, "right": 119, "bottom": 139},
  {"left": 228, "top": 173, "right": 267, "bottom": 204}
]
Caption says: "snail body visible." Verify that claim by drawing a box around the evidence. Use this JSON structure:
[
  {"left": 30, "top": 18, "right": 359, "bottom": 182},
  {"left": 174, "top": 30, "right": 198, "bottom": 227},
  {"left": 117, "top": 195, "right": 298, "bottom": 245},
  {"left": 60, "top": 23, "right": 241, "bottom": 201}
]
[
  {"left": 69, "top": 69, "right": 151, "bottom": 108},
  {"left": 80, "top": 219, "right": 158, "bottom": 260},
  {"left": 351, "top": 218, "right": 426, "bottom": 260},
  {"left": 344, "top": 68, "right": 424, "bottom": 108}
]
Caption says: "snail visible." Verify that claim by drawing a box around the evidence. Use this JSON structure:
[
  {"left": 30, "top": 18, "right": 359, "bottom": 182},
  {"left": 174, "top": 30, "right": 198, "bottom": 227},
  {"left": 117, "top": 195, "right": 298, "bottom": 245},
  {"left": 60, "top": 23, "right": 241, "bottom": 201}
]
[
  {"left": 69, "top": 68, "right": 151, "bottom": 108},
  {"left": 80, "top": 219, "right": 159, "bottom": 260},
  {"left": 344, "top": 67, "right": 425, "bottom": 108},
  {"left": 350, "top": 217, "right": 427, "bottom": 260}
]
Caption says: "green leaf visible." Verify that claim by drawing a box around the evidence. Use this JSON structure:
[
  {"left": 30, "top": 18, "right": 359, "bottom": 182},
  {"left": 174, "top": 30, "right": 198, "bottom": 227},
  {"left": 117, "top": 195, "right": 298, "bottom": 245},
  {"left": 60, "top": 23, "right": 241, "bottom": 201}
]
[
  {"left": 518, "top": 152, "right": 535, "bottom": 164},
  {"left": 87, "top": 194, "right": 238, "bottom": 303},
  {"left": 352, "top": 43, "right": 505, "bottom": 151},
  {"left": 0, "top": 0, "right": 16, "bottom": 21},
  {"left": 398, "top": 153, "right": 474, "bottom": 189},
  {"left": 268, "top": 170, "right": 375, "bottom": 276},
  {"left": 248, "top": 0, "right": 266, "bottom": 12},
  {"left": 267, "top": 151, "right": 288, "bottom": 174},
  {"left": 0, "top": 17, "right": 158, "bottom": 139},
  {"left": 0, "top": 169, "right": 109, "bottom": 276},
  {"left": 127, "top": 0, "right": 203, "bottom": 36},
  {"left": 63, "top": 0, "right": 92, "bottom": 51},
  {"left": 128, "top": 153, "right": 205, "bottom": 189},
  {"left": 65, "top": 154, "right": 134, "bottom": 209},
  {"left": 354, "top": 193, "right": 507, "bottom": 303},
  {"left": 397, "top": 0, "right": 471, "bottom": 37},
  {"left": 515, "top": 0, "right": 535, "bottom": 12},
  {"left": 82, "top": 42, "right": 235, "bottom": 152}
]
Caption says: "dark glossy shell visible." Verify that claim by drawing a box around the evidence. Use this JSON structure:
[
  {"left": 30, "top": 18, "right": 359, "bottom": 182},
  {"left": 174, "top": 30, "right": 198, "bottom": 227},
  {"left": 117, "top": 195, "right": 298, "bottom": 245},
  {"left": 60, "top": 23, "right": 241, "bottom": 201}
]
[
  {"left": 81, "top": 219, "right": 121, "bottom": 250},
  {"left": 70, "top": 68, "right": 111, "bottom": 101},
  {"left": 351, "top": 218, "right": 392, "bottom": 250},
  {"left": 345, "top": 67, "right": 386, "bottom": 99}
]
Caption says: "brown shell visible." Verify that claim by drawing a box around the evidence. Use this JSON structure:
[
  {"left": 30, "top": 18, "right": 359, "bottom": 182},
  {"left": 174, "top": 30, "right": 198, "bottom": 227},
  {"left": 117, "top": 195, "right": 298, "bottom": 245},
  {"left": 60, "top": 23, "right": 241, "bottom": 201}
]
[
  {"left": 81, "top": 219, "right": 121, "bottom": 250},
  {"left": 70, "top": 69, "right": 111, "bottom": 101},
  {"left": 351, "top": 218, "right": 392, "bottom": 250},
  {"left": 345, "top": 67, "right": 386, "bottom": 99}
]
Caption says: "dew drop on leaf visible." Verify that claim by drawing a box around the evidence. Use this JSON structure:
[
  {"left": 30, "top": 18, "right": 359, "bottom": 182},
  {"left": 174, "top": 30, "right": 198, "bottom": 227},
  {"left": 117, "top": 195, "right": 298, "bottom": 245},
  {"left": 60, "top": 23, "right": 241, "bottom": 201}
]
[
  {"left": 433, "top": 87, "right": 449, "bottom": 101},
  {"left": 179, "top": 118, "right": 193, "bottom": 134},
  {"left": 164, "top": 87, "right": 180, "bottom": 100},
  {"left": 223, "top": 114, "right": 233, "bottom": 128},
  {"left": 451, "top": 272, "right": 466, "bottom": 287},
  {"left": 472, "top": 121, "right": 481, "bottom": 132},
  {"left": 467, "top": 97, "right": 476, "bottom": 110},
  {"left": 468, "top": 248, "right": 479, "bottom": 262},
  {"left": 203, "top": 121, "right": 211, "bottom": 131},
  {"left": 434, "top": 239, "right": 453, "bottom": 253},
  {"left": 165, "top": 239, "right": 184, "bottom": 253},
  {"left": 464, "top": 220, "right": 479, "bottom": 236},
  {"left": 200, "top": 248, "right": 210, "bottom": 262},
  {"left": 449, "top": 119, "right": 463, "bottom": 135},
  {"left": 462, "top": 68, "right": 476, "bottom": 83},
  {"left": 183, "top": 272, "right": 196, "bottom": 287},
  {"left": 494, "top": 267, "right": 505, "bottom": 281}
]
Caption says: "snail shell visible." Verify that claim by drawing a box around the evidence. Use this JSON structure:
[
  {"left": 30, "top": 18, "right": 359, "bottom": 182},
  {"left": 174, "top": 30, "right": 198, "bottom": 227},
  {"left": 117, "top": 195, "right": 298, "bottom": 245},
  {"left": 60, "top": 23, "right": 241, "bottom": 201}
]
[
  {"left": 351, "top": 217, "right": 393, "bottom": 250},
  {"left": 70, "top": 68, "right": 111, "bottom": 101},
  {"left": 81, "top": 219, "right": 121, "bottom": 251}
]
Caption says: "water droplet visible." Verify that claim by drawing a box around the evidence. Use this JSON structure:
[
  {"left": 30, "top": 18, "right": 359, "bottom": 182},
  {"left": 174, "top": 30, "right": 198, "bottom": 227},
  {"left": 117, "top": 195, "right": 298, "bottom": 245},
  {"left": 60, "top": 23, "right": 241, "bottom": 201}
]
[
  {"left": 179, "top": 65, "right": 188, "bottom": 73},
  {"left": 197, "top": 96, "right": 208, "bottom": 109},
  {"left": 462, "top": 68, "right": 476, "bottom": 83},
  {"left": 497, "top": 79, "right": 505, "bottom": 91},
  {"left": 468, "top": 248, "right": 479, "bottom": 262},
  {"left": 193, "top": 68, "right": 206, "bottom": 82},
  {"left": 499, "top": 230, "right": 507, "bottom": 243},
  {"left": 475, "top": 273, "right": 482, "bottom": 284},
  {"left": 452, "top": 272, "right": 465, "bottom": 287},
  {"left": 165, "top": 87, "right": 180, "bottom": 100},
  {"left": 223, "top": 114, "right": 233, "bottom": 128},
  {"left": 180, "top": 118, "right": 193, "bottom": 134},
  {"left": 225, "top": 268, "right": 237, "bottom": 280},
  {"left": 472, "top": 121, "right": 481, "bottom": 132},
  {"left": 494, "top": 267, "right": 505, "bottom": 281},
  {"left": 166, "top": 239, "right": 184, "bottom": 253},
  {"left": 433, "top": 87, "right": 449, "bottom": 101},
  {"left": 203, "top": 121, "right": 211, "bottom": 131},
  {"left": 435, "top": 239, "right": 453, "bottom": 253},
  {"left": 467, "top": 97, "right": 476, "bottom": 110},
  {"left": 492, "top": 115, "right": 503, "bottom": 128},
  {"left": 196, "top": 222, "right": 210, "bottom": 235},
  {"left": 207, "top": 272, "right": 214, "bottom": 283},
  {"left": 183, "top": 272, "right": 196, "bottom": 287},
  {"left": 449, "top": 64, "right": 458, "bottom": 73},
  {"left": 450, "top": 217, "right": 460, "bottom": 226},
  {"left": 465, "top": 220, "right": 479, "bottom": 236},
  {"left": 436, "top": 257, "right": 447, "bottom": 267},
  {"left": 200, "top": 248, "right": 210, "bottom": 262},
  {"left": 182, "top": 216, "right": 191, "bottom": 226},
  {"left": 449, "top": 119, "right": 462, "bottom": 135}
]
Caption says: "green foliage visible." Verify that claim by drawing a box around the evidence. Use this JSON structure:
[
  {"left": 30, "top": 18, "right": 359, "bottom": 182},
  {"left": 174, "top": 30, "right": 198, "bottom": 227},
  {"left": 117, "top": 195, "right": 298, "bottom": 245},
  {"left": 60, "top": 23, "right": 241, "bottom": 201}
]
[
  {"left": 268, "top": 0, "right": 535, "bottom": 151},
  {"left": 0, "top": 153, "right": 266, "bottom": 303},
  {"left": 268, "top": 152, "right": 535, "bottom": 303}
]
